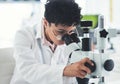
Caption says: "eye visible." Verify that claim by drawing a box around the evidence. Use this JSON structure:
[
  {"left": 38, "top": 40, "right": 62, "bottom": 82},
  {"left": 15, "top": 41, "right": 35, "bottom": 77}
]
[
  {"left": 69, "top": 30, "right": 75, "bottom": 33},
  {"left": 57, "top": 30, "right": 66, "bottom": 35}
]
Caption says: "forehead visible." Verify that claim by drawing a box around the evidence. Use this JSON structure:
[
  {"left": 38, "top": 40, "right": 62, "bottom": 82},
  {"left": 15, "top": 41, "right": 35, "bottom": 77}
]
[{"left": 50, "top": 23, "right": 76, "bottom": 30}]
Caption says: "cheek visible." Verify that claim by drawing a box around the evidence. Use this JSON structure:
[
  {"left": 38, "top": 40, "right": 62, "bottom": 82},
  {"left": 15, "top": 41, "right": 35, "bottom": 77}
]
[
  {"left": 50, "top": 34, "right": 64, "bottom": 45},
  {"left": 47, "top": 29, "right": 57, "bottom": 42},
  {"left": 53, "top": 37, "right": 65, "bottom": 45},
  {"left": 46, "top": 28, "right": 64, "bottom": 45},
  {"left": 57, "top": 41, "right": 65, "bottom": 45}
]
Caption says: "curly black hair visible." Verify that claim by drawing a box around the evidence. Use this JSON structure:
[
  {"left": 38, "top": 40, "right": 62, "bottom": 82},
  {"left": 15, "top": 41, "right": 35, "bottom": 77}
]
[{"left": 44, "top": 0, "right": 81, "bottom": 26}]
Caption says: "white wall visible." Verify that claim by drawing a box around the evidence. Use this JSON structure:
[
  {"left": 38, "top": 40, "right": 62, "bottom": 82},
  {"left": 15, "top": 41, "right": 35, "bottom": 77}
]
[
  {"left": 112, "top": 0, "right": 120, "bottom": 28},
  {"left": 0, "top": 0, "right": 120, "bottom": 47},
  {"left": 83, "top": 0, "right": 110, "bottom": 28},
  {"left": 83, "top": 0, "right": 120, "bottom": 29},
  {"left": 0, "top": 3, "right": 38, "bottom": 47}
]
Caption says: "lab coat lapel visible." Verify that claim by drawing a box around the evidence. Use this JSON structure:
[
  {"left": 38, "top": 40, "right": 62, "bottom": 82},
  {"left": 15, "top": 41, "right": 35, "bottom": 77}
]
[{"left": 50, "top": 45, "right": 69, "bottom": 65}]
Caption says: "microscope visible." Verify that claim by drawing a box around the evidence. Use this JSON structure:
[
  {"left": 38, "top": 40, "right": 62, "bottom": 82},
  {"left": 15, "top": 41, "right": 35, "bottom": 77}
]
[{"left": 62, "top": 15, "right": 114, "bottom": 84}]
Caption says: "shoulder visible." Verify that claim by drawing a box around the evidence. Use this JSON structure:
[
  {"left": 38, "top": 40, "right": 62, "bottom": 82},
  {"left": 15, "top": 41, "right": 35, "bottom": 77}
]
[
  {"left": 16, "top": 25, "right": 35, "bottom": 39},
  {"left": 14, "top": 23, "right": 40, "bottom": 46}
]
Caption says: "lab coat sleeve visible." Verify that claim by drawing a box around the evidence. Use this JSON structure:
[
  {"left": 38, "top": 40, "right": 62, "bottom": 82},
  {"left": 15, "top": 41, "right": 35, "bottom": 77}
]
[{"left": 14, "top": 27, "right": 66, "bottom": 84}]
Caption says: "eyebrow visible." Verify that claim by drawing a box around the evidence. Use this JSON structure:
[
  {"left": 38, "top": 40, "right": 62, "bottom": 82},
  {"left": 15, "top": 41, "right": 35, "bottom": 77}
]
[
  {"left": 57, "top": 29, "right": 67, "bottom": 33},
  {"left": 58, "top": 29, "right": 74, "bottom": 33}
]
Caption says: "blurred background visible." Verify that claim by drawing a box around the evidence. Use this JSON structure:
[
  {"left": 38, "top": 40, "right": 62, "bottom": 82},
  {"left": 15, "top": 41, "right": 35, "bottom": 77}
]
[
  {"left": 0, "top": 0, "right": 40, "bottom": 47},
  {"left": 0, "top": 0, "right": 120, "bottom": 47},
  {"left": 0, "top": 0, "right": 120, "bottom": 84}
]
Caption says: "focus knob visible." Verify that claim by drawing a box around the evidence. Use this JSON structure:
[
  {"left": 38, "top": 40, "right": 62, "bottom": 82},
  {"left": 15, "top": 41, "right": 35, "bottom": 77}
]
[
  {"left": 99, "top": 29, "right": 108, "bottom": 38},
  {"left": 85, "top": 60, "right": 96, "bottom": 73},
  {"left": 104, "top": 59, "right": 114, "bottom": 71}
]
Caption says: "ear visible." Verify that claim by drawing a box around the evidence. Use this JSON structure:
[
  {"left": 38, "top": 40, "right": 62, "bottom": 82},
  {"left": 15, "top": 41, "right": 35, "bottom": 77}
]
[{"left": 43, "top": 18, "right": 49, "bottom": 28}]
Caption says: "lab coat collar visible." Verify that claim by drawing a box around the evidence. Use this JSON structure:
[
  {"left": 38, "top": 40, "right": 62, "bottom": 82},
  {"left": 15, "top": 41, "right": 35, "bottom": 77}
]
[
  {"left": 35, "top": 18, "right": 51, "bottom": 46},
  {"left": 35, "top": 19, "right": 44, "bottom": 39}
]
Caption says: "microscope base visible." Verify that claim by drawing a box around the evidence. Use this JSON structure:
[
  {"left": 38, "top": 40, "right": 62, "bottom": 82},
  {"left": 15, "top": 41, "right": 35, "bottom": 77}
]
[
  {"left": 76, "top": 77, "right": 89, "bottom": 84},
  {"left": 89, "top": 77, "right": 105, "bottom": 84}
]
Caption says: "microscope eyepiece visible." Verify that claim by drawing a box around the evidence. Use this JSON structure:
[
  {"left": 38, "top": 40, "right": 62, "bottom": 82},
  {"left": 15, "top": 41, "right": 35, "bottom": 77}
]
[
  {"left": 62, "top": 34, "right": 73, "bottom": 45},
  {"left": 62, "top": 33, "right": 80, "bottom": 45},
  {"left": 70, "top": 33, "right": 80, "bottom": 43}
]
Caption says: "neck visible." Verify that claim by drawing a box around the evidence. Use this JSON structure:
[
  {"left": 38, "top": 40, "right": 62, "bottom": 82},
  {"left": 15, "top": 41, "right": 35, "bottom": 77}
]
[{"left": 44, "top": 27, "right": 54, "bottom": 44}]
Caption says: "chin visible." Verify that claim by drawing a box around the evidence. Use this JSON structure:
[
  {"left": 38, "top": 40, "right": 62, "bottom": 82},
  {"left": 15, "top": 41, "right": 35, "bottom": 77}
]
[{"left": 55, "top": 41, "right": 65, "bottom": 45}]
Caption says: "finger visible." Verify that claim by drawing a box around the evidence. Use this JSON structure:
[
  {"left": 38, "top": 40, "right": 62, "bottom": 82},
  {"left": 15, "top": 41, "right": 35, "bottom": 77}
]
[
  {"left": 82, "top": 58, "right": 94, "bottom": 66},
  {"left": 80, "top": 70, "right": 87, "bottom": 76},
  {"left": 81, "top": 65, "right": 91, "bottom": 74},
  {"left": 77, "top": 70, "right": 87, "bottom": 78}
]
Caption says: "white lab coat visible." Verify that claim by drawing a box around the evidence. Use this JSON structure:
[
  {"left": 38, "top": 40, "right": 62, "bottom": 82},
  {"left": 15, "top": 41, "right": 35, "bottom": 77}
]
[{"left": 10, "top": 19, "right": 78, "bottom": 84}]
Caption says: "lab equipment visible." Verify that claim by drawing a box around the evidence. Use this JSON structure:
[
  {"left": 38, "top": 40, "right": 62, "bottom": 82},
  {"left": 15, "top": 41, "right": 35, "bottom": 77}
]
[{"left": 62, "top": 16, "right": 114, "bottom": 84}]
